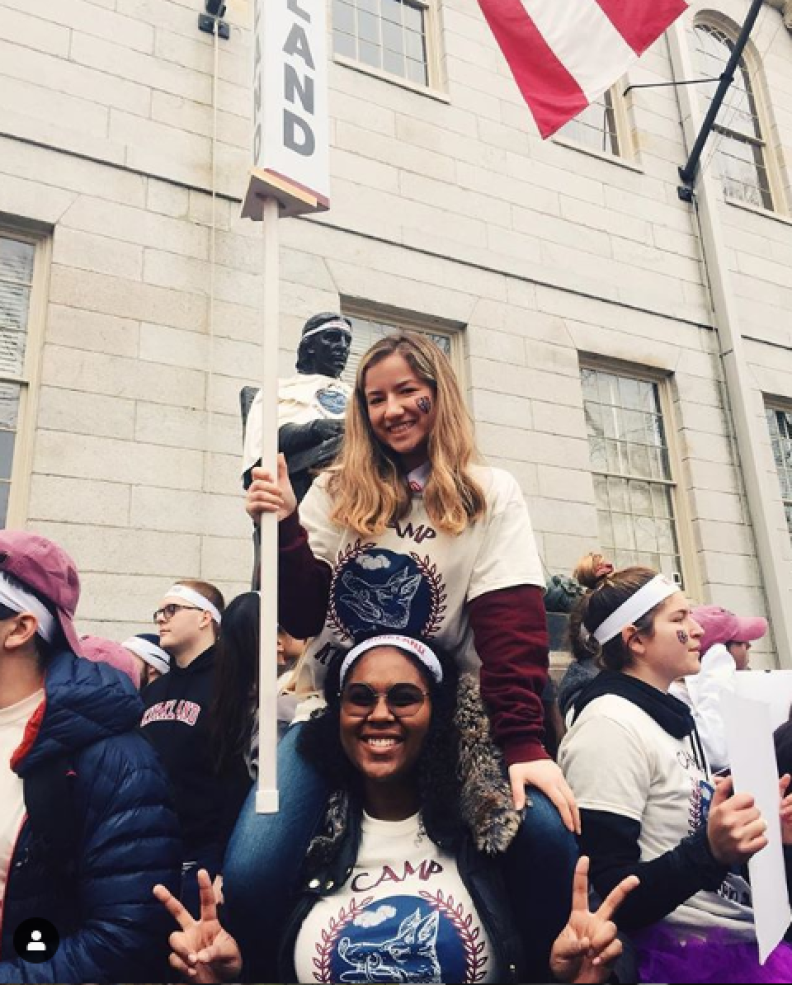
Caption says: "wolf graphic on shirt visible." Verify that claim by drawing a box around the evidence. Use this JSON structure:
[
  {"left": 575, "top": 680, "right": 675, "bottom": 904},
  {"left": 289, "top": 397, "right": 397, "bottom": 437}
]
[
  {"left": 339, "top": 567, "right": 422, "bottom": 631},
  {"left": 337, "top": 908, "right": 442, "bottom": 983}
]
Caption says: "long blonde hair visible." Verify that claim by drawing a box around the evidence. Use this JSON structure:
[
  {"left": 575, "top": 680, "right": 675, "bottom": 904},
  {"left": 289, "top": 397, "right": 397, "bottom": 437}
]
[{"left": 327, "top": 333, "right": 486, "bottom": 536}]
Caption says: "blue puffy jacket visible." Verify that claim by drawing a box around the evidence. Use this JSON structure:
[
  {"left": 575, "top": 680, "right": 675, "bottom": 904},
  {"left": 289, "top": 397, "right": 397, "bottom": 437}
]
[{"left": 0, "top": 649, "right": 182, "bottom": 983}]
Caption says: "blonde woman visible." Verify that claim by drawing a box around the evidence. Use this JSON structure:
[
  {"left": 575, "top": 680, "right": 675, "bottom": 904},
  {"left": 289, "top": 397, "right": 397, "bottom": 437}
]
[{"left": 226, "top": 333, "right": 578, "bottom": 964}]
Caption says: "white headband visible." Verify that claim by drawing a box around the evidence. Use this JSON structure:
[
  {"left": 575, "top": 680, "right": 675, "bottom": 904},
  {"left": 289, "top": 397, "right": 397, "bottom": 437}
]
[
  {"left": 339, "top": 635, "right": 443, "bottom": 688},
  {"left": 301, "top": 319, "right": 352, "bottom": 341},
  {"left": 123, "top": 637, "right": 170, "bottom": 675},
  {"left": 164, "top": 585, "right": 222, "bottom": 625},
  {"left": 0, "top": 572, "right": 55, "bottom": 642},
  {"left": 592, "top": 574, "right": 679, "bottom": 644}
]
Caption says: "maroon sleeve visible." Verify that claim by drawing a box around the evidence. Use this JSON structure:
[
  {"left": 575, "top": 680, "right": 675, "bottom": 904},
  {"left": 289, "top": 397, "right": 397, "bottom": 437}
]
[
  {"left": 468, "top": 584, "right": 550, "bottom": 767},
  {"left": 277, "top": 511, "right": 333, "bottom": 638}
]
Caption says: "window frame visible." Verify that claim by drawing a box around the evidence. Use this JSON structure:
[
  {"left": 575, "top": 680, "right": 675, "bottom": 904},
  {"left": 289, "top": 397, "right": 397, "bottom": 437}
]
[
  {"left": 552, "top": 79, "right": 635, "bottom": 163},
  {"left": 331, "top": 0, "right": 445, "bottom": 94},
  {"left": 579, "top": 358, "right": 698, "bottom": 594},
  {"left": 765, "top": 402, "right": 792, "bottom": 543},
  {"left": 0, "top": 223, "right": 50, "bottom": 528},
  {"left": 340, "top": 300, "right": 465, "bottom": 385},
  {"left": 693, "top": 16, "right": 786, "bottom": 215}
]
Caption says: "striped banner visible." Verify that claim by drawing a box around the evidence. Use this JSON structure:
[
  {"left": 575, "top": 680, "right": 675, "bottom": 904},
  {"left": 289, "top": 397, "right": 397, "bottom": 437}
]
[{"left": 478, "top": 0, "right": 688, "bottom": 138}]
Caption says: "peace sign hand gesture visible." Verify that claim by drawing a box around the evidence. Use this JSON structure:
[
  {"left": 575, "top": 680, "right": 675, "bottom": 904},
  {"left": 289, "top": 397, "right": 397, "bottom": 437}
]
[
  {"left": 153, "top": 869, "right": 243, "bottom": 983},
  {"left": 549, "top": 856, "right": 639, "bottom": 984}
]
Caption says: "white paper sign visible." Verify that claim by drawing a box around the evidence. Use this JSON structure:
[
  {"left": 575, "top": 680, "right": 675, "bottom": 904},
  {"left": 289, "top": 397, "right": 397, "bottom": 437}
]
[
  {"left": 252, "top": 0, "right": 330, "bottom": 206},
  {"left": 721, "top": 689, "right": 791, "bottom": 963},
  {"left": 734, "top": 669, "right": 792, "bottom": 731}
]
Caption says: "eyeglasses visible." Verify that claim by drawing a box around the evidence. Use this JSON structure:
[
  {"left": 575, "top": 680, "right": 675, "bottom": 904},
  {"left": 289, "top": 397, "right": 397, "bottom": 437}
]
[
  {"left": 340, "top": 682, "right": 430, "bottom": 718},
  {"left": 153, "top": 603, "right": 202, "bottom": 624}
]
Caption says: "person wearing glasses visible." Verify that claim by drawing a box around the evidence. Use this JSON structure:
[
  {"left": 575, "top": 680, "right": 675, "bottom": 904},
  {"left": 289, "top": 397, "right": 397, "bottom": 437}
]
[
  {"left": 157, "top": 635, "right": 636, "bottom": 983},
  {"left": 141, "top": 580, "right": 251, "bottom": 918}
]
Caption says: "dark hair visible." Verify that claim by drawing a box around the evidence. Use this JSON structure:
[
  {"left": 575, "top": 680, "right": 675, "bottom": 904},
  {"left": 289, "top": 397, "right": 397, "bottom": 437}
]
[
  {"left": 295, "top": 312, "right": 352, "bottom": 373},
  {"left": 574, "top": 566, "right": 660, "bottom": 672},
  {"left": 0, "top": 598, "right": 56, "bottom": 666},
  {"left": 210, "top": 592, "right": 259, "bottom": 774},
  {"left": 298, "top": 639, "right": 463, "bottom": 848}
]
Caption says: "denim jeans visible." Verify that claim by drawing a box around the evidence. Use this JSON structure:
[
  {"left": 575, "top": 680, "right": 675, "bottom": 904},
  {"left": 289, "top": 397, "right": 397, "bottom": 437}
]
[
  {"left": 223, "top": 723, "right": 578, "bottom": 978},
  {"left": 222, "top": 723, "right": 329, "bottom": 972}
]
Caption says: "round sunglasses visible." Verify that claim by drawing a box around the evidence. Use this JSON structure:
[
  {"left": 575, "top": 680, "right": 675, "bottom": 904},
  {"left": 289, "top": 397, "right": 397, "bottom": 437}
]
[{"left": 340, "top": 682, "right": 430, "bottom": 718}]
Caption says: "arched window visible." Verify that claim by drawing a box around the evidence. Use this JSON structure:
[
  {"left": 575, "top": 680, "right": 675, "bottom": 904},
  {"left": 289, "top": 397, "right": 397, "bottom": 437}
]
[{"left": 694, "top": 22, "right": 774, "bottom": 210}]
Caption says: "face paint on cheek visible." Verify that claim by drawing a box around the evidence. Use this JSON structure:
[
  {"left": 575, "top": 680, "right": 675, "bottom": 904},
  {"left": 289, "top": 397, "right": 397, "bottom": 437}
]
[
  {"left": 677, "top": 630, "right": 689, "bottom": 644},
  {"left": 416, "top": 397, "right": 432, "bottom": 415}
]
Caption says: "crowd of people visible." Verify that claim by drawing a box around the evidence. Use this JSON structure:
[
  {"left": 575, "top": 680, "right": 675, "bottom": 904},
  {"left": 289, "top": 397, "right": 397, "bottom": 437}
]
[{"left": 1, "top": 323, "right": 791, "bottom": 983}]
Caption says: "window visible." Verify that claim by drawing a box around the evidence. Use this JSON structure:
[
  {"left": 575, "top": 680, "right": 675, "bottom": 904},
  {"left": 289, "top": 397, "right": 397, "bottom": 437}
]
[
  {"left": 581, "top": 367, "right": 684, "bottom": 583},
  {"left": 557, "top": 89, "right": 622, "bottom": 156},
  {"left": 694, "top": 23, "right": 774, "bottom": 210},
  {"left": 332, "top": 0, "right": 432, "bottom": 86},
  {"left": 766, "top": 407, "right": 792, "bottom": 539},
  {"left": 0, "top": 232, "right": 41, "bottom": 527},
  {"left": 341, "top": 309, "right": 456, "bottom": 386}
]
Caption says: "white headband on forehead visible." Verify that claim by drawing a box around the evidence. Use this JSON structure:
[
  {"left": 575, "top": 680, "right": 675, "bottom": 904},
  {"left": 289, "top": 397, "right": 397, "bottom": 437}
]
[
  {"left": 123, "top": 637, "right": 170, "bottom": 675},
  {"left": 301, "top": 319, "right": 352, "bottom": 341},
  {"left": 0, "top": 572, "right": 55, "bottom": 642},
  {"left": 339, "top": 635, "right": 443, "bottom": 688},
  {"left": 164, "top": 584, "right": 222, "bottom": 625},
  {"left": 592, "top": 574, "right": 679, "bottom": 644}
]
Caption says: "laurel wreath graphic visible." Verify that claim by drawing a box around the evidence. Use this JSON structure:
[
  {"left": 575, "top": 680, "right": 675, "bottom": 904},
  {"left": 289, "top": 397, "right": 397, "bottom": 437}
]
[
  {"left": 411, "top": 553, "right": 447, "bottom": 639},
  {"left": 419, "top": 889, "right": 488, "bottom": 983},
  {"left": 312, "top": 895, "right": 375, "bottom": 983},
  {"left": 326, "top": 540, "right": 377, "bottom": 640}
]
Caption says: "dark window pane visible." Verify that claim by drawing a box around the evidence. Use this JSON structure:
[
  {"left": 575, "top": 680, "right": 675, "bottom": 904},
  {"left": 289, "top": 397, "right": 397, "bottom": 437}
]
[
  {"left": 0, "top": 429, "right": 16, "bottom": 481},
  {"left": 0, "top": 382, "right": 20, "bottom": 430},
  {"left": 0, "top": 239, "right": 34, "bottom": 284},
  {"left": 0, "top": 482, "right": 8, "bottom": 527}
]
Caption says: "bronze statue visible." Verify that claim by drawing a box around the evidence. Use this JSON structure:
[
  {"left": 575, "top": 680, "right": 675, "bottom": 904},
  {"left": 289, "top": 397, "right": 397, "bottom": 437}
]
[{"left": 242, "top": 312, "right": 353, "bottom": 503}]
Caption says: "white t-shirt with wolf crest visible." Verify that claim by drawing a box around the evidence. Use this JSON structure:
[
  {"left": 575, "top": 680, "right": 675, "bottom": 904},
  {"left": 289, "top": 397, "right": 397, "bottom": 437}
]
[
  {"left": 293, "top": 812, "right": 498, "bottom": 984},
  {"left": 286, "top": 466, "right": 544, "bottom": 709}
]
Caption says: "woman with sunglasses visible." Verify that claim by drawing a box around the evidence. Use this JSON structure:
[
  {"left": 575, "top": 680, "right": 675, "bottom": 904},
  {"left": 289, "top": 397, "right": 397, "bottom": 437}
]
[
  {"left": 559, "top": 567, "right": 792, "bottom": 982},
  {"left": 157, "top": 635, "right": 635, "bottom": 983},
  {"left": 229, "top": 334, "right": 577, "bottom": 958}
]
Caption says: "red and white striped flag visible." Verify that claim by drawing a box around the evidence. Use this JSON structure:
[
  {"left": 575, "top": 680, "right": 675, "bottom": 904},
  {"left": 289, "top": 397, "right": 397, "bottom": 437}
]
[{"left": 477, "top": 0, "right": 688, "bottom": 138}]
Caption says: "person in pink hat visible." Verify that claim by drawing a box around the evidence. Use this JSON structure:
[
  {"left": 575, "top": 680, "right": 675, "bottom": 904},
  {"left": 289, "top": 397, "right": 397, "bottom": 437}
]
[
  {"left": 0, "top": 529, "right": 181, "bottom": 981},
  {"left": 670, "top": 604, "right": 768, "bottom": 772}
]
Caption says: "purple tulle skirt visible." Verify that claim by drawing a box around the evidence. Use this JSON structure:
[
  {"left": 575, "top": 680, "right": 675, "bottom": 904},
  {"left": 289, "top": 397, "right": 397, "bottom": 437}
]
[{"left": 633, "top": 925, "right": 792, "bottom": 983}]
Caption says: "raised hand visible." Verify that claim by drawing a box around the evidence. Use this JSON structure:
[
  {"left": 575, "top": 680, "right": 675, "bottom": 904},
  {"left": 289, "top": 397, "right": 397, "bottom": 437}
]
[
  {"left": 509, "top": 759, "right": 581, "bottom": 834},
  {"left": 153, "top": 869, "right": 243, "bottom": 983},
  {"left": 550, "top": 856, "right": 639, "bottom": 984},
  {"left": 707, "top": 777, "right": 769, "bottom": 865},
  {"left": 245, "top": 455, "right": 297, "bottom": 523}
]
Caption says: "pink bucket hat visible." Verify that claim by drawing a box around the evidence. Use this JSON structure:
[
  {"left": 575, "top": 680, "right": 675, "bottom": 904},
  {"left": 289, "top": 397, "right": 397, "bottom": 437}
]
[
  {"left": 80, "top": 635, "right": 141, "bottom": 688},
  {"left": 0, "top": 529, "right": 82, "bottom": 656},
  {"left": 692, "top": 604, "right": 768, "bottom": 655}
]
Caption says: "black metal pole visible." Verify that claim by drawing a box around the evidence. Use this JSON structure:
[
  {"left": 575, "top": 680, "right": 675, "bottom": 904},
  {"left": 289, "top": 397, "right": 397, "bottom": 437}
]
[{"left": 678, "top": 0, "right": 764, "bottom": 187}]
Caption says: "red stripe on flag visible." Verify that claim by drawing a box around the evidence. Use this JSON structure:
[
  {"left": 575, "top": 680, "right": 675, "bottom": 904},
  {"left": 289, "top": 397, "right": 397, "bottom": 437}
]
[
  {"left": 478, "top": 0, "right": 588, "bottom": 139},
  {"left": 595, "top": 0, "right": 688, "bottom": 55}
]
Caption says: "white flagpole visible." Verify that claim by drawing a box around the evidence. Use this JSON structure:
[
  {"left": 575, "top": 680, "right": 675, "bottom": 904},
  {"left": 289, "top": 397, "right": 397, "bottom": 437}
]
[
  {"left": 256, "top": 195, "right": 280, "bottom": 814},
  {"left": 244, "top": 0, "right": 331, "bottom": 815}
]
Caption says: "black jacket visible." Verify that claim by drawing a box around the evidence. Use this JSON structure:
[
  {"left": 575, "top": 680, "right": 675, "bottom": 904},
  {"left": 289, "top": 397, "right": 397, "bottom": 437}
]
[{"left": 140, "top": 646, "right": 250, "bottom": 858}]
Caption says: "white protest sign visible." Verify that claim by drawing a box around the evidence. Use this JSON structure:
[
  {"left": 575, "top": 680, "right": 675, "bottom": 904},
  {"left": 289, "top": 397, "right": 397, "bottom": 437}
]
[
  {"left": 244, "top": 0, "right": 330, "bottom": 218},
  {"left": 721, "top": 689, "right": 791, "bottom": 963},
  {"left": 734, "top": 669, "right": 792, "bottom": 731}
]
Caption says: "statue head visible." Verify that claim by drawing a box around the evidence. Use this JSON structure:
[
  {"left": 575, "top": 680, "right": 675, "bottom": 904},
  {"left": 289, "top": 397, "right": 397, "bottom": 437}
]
[{"left": 295, "top": 312, "right": 353, "bottom": 379}]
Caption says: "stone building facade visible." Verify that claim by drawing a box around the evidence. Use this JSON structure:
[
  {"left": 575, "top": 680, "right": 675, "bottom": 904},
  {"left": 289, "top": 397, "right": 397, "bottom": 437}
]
[{"left": 0, "top": 0, "right": 791, "bottom": 664}]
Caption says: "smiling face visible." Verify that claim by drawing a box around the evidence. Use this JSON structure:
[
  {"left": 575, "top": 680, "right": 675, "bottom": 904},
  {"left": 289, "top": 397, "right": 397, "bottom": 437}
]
[
  {"left": 363, "top": 354, "right": 438, "bottom": 471},
  {"left": 340, "top": 647, "right": 433, "bottom": 798},
  {"left": 624, "top": 591, "right": 704, "bottom": 690}
]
